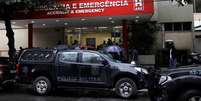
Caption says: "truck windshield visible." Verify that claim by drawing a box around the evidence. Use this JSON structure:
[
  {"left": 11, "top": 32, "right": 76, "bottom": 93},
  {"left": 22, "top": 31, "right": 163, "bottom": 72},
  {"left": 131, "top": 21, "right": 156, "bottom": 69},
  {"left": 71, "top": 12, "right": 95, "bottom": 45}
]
[{"left": 100, "top": 52, "right": 121, "bottom": 63}]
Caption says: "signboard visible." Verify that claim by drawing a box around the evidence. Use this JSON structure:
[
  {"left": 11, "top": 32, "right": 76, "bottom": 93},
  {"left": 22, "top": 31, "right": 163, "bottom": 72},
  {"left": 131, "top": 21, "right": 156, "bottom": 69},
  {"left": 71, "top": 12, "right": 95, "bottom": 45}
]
[{"left": 15, "top": 0, "right": 153, "bottom": 19}]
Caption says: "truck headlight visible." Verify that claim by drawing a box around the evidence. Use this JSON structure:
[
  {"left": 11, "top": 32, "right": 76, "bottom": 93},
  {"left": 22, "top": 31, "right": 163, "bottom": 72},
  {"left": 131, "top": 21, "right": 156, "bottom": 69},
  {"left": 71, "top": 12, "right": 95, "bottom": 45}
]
[
  {"left": 159, "top": 75, "right": 172, "bottom": 85},
  {"left": 131, "top": 61, "right": 136, "bottom": 65},
  {"left": 135, "top": 67, "right": 149, "bottom": 74}
]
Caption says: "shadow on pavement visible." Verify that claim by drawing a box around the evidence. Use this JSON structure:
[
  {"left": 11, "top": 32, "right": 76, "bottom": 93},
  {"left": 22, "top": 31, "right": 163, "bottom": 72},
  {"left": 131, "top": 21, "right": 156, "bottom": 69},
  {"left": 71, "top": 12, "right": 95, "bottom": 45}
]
[{"left": 0, "top": 84, "right": 149, "bottom": 101}]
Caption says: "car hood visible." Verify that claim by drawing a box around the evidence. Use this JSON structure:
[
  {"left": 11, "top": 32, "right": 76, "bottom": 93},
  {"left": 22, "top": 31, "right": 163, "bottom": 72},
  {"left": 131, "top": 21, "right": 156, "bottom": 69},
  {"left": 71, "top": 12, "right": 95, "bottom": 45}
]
[
  {"left": 112, "top": 62, "right": 139, "bottom": 74},
  {"left": 162, "top": 65, "right": 201, "bottom": 77}
]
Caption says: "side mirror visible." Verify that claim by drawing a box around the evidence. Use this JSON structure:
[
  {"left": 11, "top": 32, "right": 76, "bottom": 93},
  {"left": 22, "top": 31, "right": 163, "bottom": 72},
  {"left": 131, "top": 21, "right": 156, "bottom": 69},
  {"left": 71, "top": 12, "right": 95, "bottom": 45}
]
[{"left": 101, "top": 60, "right": 109, "bottom": 66}]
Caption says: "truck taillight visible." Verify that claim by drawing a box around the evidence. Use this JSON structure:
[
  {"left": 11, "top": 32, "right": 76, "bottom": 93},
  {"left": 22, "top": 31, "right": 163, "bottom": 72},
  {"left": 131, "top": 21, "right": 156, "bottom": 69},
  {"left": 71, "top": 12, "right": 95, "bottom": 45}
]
[
  {"left": 0, "top": 70, "right": 2, "bottom": 77},
  {"left": 0, "top": 65, "right": 4, "bottom": 76},
  {"left": 16, "top": 64, "right": 21, "bottom": 75},
  {"left": 0, "top": 64, "right": 5, "bottom": 70},
  {"left": 0, "top": 69, "right": 2, "bottom": 76}
]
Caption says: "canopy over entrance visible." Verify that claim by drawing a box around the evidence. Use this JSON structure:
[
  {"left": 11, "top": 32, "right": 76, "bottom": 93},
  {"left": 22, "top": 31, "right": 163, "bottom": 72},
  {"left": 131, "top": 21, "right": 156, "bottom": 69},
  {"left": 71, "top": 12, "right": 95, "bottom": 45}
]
[
  {"left": 7, "top": 14, "right": 152, "bottom": 28},
  {"left": 4, "top": 0, "right": 154, "bottom": 28}
]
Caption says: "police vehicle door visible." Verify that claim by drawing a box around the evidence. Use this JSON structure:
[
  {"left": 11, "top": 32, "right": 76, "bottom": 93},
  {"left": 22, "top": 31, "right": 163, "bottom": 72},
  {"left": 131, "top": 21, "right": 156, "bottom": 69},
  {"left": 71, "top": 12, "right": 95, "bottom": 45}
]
[
  {"left": 79, "top": 52, "right": 108, "bottom": 87},
  {"left": 57, "top": 51, "right": 79, "bottom": 85}
]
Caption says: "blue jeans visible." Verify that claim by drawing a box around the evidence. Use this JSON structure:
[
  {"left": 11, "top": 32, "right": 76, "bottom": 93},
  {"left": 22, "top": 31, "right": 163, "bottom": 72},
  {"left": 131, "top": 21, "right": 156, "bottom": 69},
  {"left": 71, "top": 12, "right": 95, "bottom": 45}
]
[{"left": 169, "top": 58, "right": 177, "bottom": 68}]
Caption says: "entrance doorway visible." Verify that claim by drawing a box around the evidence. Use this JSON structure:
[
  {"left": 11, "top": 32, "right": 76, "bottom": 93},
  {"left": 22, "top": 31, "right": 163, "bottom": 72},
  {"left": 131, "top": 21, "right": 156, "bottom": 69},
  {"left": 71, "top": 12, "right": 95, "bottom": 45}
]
[{"left": 65, "top": 26, "right": 122, "bottom": 50}]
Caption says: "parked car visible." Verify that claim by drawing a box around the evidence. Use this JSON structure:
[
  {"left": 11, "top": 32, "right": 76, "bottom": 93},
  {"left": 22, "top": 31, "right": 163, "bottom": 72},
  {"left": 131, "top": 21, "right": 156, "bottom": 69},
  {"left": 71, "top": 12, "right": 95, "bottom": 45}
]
[
  {"left": 0, "top": 57, "right": 16, "bottom": 89},
  {"left": 16, "top": 48, "right": 148, "bottom": 98},
  {"left": 188, "top": 52, "right": 201, "bottom": 65},
  {"left": 149, "top": 65, "right": 201, "bottom": 101}
]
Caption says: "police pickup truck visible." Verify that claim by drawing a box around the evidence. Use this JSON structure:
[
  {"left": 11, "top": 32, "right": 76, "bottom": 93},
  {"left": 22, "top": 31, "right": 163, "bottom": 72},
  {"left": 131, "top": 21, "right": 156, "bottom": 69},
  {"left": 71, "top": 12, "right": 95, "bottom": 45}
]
[
  {"left": 0, "top": 57, "right": 16, "bottom": 90},
  {"left": 16, "top": 48, "right": 148, "bottom": 98},
  {"left": 150, "top": 65, "right": 201, "bottom": 101}
]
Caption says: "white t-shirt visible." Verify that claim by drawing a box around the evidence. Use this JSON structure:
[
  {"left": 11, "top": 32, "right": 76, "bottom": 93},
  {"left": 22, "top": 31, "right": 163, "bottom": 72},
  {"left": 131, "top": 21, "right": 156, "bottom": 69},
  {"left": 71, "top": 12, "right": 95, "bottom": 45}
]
[{"left": 170, "top": 49, "right": 172, "bottom": 59}]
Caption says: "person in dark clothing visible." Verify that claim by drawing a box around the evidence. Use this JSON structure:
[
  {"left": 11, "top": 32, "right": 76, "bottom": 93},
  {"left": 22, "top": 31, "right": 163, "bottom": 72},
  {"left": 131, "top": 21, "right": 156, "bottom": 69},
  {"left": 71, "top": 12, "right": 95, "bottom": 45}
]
[
  {"left": 57, "top": 40, "right": 62, "bottom": 45},
  {"left": 169, "top": 44, "right": 177, "bottom": 68},
  {"left": 132, "top": 48, "right": 139, "bottom": 65},
  {"left": 102, "top": 40, "right": 107, "bottom": 48},
  {"left": 16, "top": 47, "right": 24, "bottom": 61},
  {"left": 71, "top": 40, "right": 80, "bottom": 49},
  {"left": 107, "top": 39, "right": 113, "bottom": 46},
  {"left": 147, "top": 67, "right": 161, "bottom": 101}
]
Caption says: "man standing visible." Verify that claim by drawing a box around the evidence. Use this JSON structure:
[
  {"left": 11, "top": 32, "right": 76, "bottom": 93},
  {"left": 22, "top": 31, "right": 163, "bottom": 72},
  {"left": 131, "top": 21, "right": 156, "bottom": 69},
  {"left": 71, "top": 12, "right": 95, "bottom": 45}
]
[
  {"left": 169, "top": 44, "right": 177, "bottom": 68},
  {"left": 71, "top": 40, "right": 80, "bottom": 49},
  {"left": 132, "top": 48, "right": 139, "bottom": 65}
]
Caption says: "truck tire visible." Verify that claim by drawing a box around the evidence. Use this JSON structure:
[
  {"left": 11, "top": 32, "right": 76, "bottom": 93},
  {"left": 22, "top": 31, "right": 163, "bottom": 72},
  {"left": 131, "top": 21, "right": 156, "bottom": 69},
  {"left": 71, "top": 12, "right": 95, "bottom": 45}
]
[
  {"left": 178, "top": 89, "right": 201, "bottom": 101},
  {"left": 115, "top": 78, "right": 137, "bottom": 98},
  {"left": 33, "top": 76, "right": 51, "bottom": 95}
]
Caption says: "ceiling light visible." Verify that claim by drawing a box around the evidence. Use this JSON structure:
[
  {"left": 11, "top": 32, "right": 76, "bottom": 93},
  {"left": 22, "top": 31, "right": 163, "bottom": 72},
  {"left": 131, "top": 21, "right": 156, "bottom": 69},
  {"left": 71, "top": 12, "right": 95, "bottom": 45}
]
[
  {"left": 81, "top": 27, "right": 88, "bottom": 29},
  {"left": 31, "top": 20, "right": 35, "bottom": 24},
  {"left": 108, "top": 17, "right": 113, "bottom": 20},
  {"left": 42, "top": 24, "right": 46, "bottom": 26},
  {"left": 98, "top": 26, "right": 108, "bottom": 29},
  {"left": 12, "top": 22, "right": 16, "bottom": 24},
  {"left": 64, "top": 22, "right": 68, "bottom": 25},
  {"left": 81, "top": 18, "right": 86, "bottom": 21},
  {"left": 56, "top": 20, "right": 59, "bottom": 22},
  {"left": 66, "top": 30, "right": 72, "bottom": 33},
  {"left": 75, "top": 28, "right": 81, "bottom": 30},
  {"left": 114, "top": 26, "right": 123, "bottom": 29}
]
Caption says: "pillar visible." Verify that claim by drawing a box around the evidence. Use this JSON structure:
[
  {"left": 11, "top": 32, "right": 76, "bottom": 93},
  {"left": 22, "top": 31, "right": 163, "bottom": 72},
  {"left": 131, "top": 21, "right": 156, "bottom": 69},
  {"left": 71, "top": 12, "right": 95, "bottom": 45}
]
[
  {"left": 122, "top": 20, "right": 129, "bottom": 62},
  {"left": 28, "top": 23, "right": 33, "bottom": 48}
]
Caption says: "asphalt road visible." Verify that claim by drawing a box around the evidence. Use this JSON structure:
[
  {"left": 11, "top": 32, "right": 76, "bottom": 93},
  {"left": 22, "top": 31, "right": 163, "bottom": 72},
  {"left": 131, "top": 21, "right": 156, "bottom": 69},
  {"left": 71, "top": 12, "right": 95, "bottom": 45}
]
[{"left": 0, "top": 85, "right": 150, "bottom": 101}]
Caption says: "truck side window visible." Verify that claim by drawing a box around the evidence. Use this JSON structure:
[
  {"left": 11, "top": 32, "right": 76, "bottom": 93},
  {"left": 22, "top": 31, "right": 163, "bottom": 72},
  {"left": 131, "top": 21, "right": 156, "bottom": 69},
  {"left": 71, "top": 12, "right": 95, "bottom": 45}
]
[
  {"left": 20, "top": 50, "right": 53, "bottom": 62},
  {"left": 82, "top": 52, "right": 102, "bottom": 64},
  {"left": 59, "top": 52, "right": 78, "bottom": 63}
]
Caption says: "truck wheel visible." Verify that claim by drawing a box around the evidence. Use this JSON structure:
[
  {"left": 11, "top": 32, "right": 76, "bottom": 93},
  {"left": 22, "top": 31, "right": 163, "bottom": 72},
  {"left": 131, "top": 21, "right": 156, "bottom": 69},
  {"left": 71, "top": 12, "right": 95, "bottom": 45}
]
[
  {"left": 115, "top": 78, "right": 137, "bottom": 98},
  {"left": 178, "top": 89, "right": 201, "bottom": 101},
  {"left": 33, "top": 76, "right": 51, "bottom": 95}
]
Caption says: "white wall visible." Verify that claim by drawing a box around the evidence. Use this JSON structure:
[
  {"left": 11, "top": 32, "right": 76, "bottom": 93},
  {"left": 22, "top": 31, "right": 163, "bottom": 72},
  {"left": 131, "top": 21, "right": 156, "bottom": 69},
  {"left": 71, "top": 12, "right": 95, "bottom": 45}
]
[
  {"left": 194, "top": 13, "right": 201, "bottom": 31},
  {"left": 33, "top": 28, "right": 64, "bottom": 48},
  {"left": 0, "top": 28, "right": 28, "bottom": 56},
  {"left": 154, "top": 31, "right": 193, "bottom": 50},
  {"left": 152, "top": 1, "right": 193, "bottom": 22},
  {"left": 193, "top": 32, "right": 201, "bottom": 52},
  {"left": 151, "top": 0, "right": 194, "bottom": 50},
  {"left": 164, "top": 32, "right": 193, "bottom": 50}
]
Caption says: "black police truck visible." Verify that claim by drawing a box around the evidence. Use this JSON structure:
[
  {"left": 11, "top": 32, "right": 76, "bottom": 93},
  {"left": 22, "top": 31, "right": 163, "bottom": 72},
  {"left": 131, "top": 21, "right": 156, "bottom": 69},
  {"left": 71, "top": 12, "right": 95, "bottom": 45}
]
[
  {"left": 149, "top": 65, "right": 201, "bottom": 101},
  {"left": 0, "top": 57, "right": 16, "bottom": 90},
  {"left": 16, "top": 48, "right": 148, "bottom": 98}
]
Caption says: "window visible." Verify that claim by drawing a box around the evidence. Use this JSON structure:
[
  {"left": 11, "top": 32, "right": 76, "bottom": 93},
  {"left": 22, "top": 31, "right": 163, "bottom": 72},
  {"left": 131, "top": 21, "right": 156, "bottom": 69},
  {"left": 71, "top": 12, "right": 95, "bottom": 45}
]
[
  {"left": 164, "top": 23, "right": 173, "bottom": 31},
  {"left": 174, "top": 23, "right": 182, "bottom": 31},
  {"left": 82, "top": 52, "right": 102, "bottom": 64},
  {"left": 20, "top": 50, "right": 53, "bottom": 62},
  {"left": 163, "top": 22, "right": 192, "bottom": 31},
  {"left": 59, "top": 52, "right": 78, "bottom": 63},
  {"left": 183, "top": 22, "right": 192, "bottom": 31}
]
